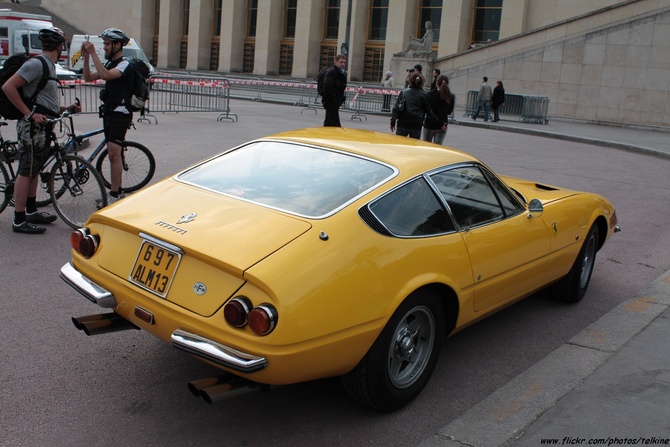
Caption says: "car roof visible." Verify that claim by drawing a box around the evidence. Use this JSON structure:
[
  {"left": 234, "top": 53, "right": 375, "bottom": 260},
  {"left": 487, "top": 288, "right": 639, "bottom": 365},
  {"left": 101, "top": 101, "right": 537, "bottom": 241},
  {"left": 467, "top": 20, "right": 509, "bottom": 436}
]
[{"left": 261, "top": 128, "right": 477, "bottom": 174}]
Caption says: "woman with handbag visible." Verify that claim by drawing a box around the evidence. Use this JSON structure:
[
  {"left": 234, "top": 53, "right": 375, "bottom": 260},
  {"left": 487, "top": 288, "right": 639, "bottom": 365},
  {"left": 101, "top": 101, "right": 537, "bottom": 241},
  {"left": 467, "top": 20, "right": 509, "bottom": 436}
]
[{"left": 390, "top": 73, "right": 437, "bottom": 139}]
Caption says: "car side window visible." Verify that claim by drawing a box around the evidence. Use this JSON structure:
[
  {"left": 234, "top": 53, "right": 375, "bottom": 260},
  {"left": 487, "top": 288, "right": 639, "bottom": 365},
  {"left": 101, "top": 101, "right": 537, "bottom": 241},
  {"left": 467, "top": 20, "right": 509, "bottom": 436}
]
[
  {"left": 369, "top": 178, "right": 455, "bottom": 237},
  {"left": 430, "top": 166, "right": 507, "bottom": 229}
]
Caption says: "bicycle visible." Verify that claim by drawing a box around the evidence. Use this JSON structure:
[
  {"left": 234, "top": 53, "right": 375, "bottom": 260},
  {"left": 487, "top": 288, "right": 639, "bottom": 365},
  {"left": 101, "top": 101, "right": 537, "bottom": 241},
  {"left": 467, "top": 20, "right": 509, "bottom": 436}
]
[
  {"left": 0, "top": 114, "right": 108, "bottom": 229},
  {"left": 45, "top": 102, "right": 156, "bottom": 196}
]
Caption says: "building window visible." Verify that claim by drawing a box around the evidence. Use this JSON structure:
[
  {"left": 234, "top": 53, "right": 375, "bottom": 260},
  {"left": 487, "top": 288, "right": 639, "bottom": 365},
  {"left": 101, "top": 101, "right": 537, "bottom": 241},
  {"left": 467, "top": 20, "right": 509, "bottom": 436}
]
[
  {"left": 280, "top": 0, "right": 297, "bottom": 75},
  {"left": 247, "top": 0, "right": 258, "bottom": 38},
  {"left": 321, "top": 0, "right": 340, "bottom": 72},
  {"left": 181, "top": 0, "right": 190, "bottom": 37},
  {"left": 284, "top": 0, "right": 297, "bottom": 38},
  {"left": 152, "top": 0, "right": 160, "bottom": 62},
  {"left": 363, "top": 46, "right": 385, "bottom": 82},
  {"left": 368, "top": 0, "right": 389, "bottom": 41},
  {"left": 244, "top": 0, "right": 257, "bottom": 73},
  {"left": 472, "top": 0, "right": 502, "bottom": 44},
  {"left": 363, "top": 0, "right": 388, "bottom": 82},
  {"left": 180, "top": 0, "right": 189, "bottom": 69},
  {"left": 213, "top": 0, "right": 222, "bottom": 37},
  {"left": 211, "top": 0, "right": 222, "bottom": 71},
  {"left": 418, "top": 0, "right": 441, "bottom": 45},
  {"left": 323, "top": 0, "right": 340, "bottom": 40}
]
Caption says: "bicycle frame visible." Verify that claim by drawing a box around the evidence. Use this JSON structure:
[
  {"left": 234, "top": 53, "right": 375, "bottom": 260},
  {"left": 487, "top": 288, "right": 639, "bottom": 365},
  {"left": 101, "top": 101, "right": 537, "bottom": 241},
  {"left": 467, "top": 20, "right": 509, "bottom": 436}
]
[{"left": 59, "top": 114, "right": 107, "bottom": 165}]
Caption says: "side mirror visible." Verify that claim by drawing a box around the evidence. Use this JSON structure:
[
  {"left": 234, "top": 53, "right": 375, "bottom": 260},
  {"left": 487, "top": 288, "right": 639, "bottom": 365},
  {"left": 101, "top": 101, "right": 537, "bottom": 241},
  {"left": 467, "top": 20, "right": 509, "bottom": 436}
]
[{"left": 527, "top": 198, "right": 543, "bottom": 218}]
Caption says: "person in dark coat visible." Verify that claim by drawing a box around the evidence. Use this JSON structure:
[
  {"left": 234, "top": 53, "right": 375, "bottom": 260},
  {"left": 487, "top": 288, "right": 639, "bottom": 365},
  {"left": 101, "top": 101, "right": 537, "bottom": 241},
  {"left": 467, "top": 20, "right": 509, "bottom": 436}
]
[
  {"left": 422, "top": 75, "right": 454, "bottom": 145},
  {"left": 390, "top": 73, "right": 438, "bottom": 139},
  {"left": 491, "top": 80, "right": 505, "bottom": 122},
  {"left": 321, "top": 54, "right": 348, "bottom": 127}
]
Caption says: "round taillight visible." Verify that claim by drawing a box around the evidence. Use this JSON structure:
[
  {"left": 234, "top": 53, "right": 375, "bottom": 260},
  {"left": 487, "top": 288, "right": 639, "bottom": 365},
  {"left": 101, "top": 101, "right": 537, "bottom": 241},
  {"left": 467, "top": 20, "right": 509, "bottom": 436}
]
[
  {"left": 248, "top": 304, "right": 278, "bottom": 336},
  {"left": 70, "top": 228, "right": 99, "bottom": 258},
  {"left": 224, "top": 297, "right": 253, "bottom": 328}
]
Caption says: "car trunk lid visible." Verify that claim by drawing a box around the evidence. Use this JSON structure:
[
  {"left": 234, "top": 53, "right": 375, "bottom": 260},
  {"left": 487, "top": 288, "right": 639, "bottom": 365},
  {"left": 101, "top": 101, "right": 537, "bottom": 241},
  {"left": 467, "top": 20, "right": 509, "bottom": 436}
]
[{"left": 93, "top": 180, "right": 312, "bottom": 316}]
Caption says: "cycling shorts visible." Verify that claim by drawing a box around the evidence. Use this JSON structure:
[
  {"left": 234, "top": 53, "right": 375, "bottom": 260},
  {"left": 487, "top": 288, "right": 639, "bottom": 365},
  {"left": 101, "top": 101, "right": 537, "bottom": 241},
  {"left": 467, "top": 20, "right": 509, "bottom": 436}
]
[{"left": 103, "top": 111, "right": 133, "bottom": 146}]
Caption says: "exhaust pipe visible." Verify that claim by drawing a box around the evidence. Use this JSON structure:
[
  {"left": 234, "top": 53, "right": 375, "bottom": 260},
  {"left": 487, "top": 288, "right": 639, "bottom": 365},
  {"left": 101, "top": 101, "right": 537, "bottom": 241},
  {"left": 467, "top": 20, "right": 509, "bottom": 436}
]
[
  {"left": 72, "top": 313, "right": 139, "bottom": 336},
  {"left": 187, "top": 375, "right": 267, "bottom": 404},
  {"left": 187, "top": 374, "right": 235, "bottom": 397},
  {"left": 201, "top": 380, "right": 260, "bottom": 404}
]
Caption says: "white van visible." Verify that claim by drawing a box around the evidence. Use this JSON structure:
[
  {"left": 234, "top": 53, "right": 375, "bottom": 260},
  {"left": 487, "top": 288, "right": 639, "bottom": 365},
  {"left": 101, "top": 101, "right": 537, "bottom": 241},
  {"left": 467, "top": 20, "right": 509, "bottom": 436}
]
[{"left": 68, "top": 34, "right": 156, "bottom": 74}]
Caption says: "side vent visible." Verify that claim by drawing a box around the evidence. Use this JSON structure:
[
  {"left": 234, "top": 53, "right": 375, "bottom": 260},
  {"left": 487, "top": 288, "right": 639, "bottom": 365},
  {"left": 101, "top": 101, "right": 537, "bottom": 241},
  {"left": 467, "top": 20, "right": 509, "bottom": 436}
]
[{"left": 358, "top": 206, "right": 393, "bottom": 236}]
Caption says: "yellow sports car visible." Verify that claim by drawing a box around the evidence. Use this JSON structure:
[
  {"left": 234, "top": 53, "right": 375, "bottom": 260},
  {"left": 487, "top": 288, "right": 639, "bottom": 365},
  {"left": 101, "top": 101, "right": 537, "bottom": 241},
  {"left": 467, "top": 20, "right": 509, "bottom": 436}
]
[{"left": 61, "top": 128, "right": 619, "bottom": 411}]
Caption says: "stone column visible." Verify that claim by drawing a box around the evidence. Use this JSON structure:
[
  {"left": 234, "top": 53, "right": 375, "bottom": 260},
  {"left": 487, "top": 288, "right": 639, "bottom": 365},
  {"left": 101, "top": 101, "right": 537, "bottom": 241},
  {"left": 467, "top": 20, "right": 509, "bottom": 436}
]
[
  {"left": 440, "top": 0, "right": 473, "bottom": 56},
  {"left": 254, "top": 0, "right": 283, "bottom": 75},
  {"left": 157, "top": 0, "right": 182, "bottom": 69},
  {"left": 291, "top": 0, "right": 322, "bottom": 78},
  {"left": 346, "top": 0, "right": 369, "bottom": 82},
  {"left": 218, "top": 0, "right": 245, "bottom": 73},
  {"left": 186, "top": 0, "right": 213, "bottom": 70}
]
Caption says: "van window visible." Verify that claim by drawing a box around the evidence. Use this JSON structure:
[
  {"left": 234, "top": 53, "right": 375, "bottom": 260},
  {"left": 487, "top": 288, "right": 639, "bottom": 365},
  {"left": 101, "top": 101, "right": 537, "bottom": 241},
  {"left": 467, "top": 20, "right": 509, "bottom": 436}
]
[{"left": 123, "top": 48, "right": 148, "bottom": 62}]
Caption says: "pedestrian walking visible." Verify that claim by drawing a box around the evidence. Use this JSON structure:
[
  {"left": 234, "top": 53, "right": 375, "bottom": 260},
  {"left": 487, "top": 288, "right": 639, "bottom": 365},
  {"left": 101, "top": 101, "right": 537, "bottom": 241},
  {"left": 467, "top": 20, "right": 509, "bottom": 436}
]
[
  {"left": 491, "top": 80, "right": 505, "bottom": 122},
  {"left": 471, "top": 76, "right": 492, "bottom": 121},
  {"left": 321, "top": 54, "right": 348, "bottom": 127}
]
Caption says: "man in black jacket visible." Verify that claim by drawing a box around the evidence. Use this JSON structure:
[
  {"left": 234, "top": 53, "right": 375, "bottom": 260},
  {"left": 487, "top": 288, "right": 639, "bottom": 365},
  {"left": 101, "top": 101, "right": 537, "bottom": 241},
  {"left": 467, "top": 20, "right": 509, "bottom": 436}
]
[{"left": 321, "top": 54, "right": 347, "bottom": 127}]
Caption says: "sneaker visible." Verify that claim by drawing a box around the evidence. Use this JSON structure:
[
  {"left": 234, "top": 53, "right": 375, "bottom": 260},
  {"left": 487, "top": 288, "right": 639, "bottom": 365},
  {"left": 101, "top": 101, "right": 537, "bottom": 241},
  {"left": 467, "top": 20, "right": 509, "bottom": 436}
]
[
  {"left": 108, "top": 192, "right": 125, "bottom": 204},
  {"left": 12, "top": 221, "right": 47, "bottom": 234},
  {"left": 96, "top": 192, "right": 125, "bottom": 209},
  {"left": 26, "top": 210, "right": 57, "bottom": 224}
]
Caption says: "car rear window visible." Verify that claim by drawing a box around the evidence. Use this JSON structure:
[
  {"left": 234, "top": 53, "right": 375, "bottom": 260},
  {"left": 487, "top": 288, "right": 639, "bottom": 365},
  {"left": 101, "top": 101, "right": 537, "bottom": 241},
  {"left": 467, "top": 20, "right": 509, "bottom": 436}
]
[{"left": 177, "top": 140, "right": 396, "bottom": 218}]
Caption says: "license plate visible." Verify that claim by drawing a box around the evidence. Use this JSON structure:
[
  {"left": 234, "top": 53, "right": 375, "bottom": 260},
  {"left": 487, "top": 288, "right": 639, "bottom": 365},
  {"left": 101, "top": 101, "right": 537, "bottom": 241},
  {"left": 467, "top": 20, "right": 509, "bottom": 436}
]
[{"left": 129, "top": 240, "right": 182, "bottom": 298}]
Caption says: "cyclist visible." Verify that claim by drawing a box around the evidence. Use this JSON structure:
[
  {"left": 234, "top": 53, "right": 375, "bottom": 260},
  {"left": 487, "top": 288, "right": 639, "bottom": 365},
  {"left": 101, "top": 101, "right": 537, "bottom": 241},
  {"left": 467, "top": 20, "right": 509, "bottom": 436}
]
[
  {"left": 1, "top": 28, "right": 81, "bottom": 234},
  {"left": 81, "top": 28, "right": 133, "bottom": 205}
]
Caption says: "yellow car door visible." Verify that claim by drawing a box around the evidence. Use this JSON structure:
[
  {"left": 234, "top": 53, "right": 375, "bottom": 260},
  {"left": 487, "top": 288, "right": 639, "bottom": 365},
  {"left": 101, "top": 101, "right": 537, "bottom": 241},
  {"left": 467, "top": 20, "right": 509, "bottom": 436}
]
[{"left": 429, "top": 165, "right": 551, "bottom": 313}]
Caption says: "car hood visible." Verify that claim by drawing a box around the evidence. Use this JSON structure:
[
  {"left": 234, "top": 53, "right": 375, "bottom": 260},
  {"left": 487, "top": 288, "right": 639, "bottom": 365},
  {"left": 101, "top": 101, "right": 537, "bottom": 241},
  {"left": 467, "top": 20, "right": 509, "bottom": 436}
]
[{"left": 91, "top": 180, "right": 312, "bottom": 316}]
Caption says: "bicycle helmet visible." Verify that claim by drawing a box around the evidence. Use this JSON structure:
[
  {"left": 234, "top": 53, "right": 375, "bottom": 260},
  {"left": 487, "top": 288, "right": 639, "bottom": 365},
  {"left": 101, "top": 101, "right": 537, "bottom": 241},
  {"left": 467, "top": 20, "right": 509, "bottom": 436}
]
[
  {"left": 39, "top": 27, "right": 66, "bottom": 46},
  {"left": 98, "top": 28, "right": 130, "bottom": 46}
]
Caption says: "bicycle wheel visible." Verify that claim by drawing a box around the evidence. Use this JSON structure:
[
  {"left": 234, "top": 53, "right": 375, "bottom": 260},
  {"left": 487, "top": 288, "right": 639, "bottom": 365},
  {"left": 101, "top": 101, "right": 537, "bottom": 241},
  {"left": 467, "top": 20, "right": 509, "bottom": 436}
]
[
  {"left": 96, "top": 141, "right": 156, "bottom": 193},
  {"left": 0, "top": 161, "right": 10, "bottom": 214},
  {"left": 49, "top": 155, "right": 107, "bottom": 229}
]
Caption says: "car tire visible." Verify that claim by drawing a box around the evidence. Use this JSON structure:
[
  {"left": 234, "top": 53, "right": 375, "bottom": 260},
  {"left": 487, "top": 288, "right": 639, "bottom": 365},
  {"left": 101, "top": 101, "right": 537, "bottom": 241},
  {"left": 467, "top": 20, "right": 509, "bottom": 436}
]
[
  {"left": 341, "top": 290, "right": 445, "bottom": 411},
  {"left": 551, "top": 224, "right": 599, "bottom": 303}
]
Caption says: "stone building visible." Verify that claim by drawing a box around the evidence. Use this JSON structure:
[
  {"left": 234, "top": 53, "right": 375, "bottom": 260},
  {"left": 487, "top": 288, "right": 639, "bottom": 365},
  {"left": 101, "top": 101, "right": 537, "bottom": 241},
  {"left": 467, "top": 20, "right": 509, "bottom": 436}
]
[{"left": 38, "top": 0, "right": 670, "bottom": 128}]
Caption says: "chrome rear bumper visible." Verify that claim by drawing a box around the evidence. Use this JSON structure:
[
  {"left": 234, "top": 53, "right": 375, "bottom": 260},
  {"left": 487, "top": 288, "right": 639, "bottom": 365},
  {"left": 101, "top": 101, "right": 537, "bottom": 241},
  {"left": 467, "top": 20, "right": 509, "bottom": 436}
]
[
  {"left": 171, "top": 329, "right": 267, "bottom": 374},
  {"left": 60, "top": 262, "right": 117, "bottom": 308},
  {"left": 61, "top": 262, "right": 266, "bottom": 374}
]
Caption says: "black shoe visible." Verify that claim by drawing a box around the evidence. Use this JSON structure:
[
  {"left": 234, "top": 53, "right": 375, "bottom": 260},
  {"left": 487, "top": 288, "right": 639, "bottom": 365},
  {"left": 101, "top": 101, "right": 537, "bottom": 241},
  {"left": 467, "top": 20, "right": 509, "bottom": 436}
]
[
  {"left": 12, "top": 221, "right": 46, "bottom": 234},
  {"left": 26, "top": 211, "right": 57, "bottom": 224}
]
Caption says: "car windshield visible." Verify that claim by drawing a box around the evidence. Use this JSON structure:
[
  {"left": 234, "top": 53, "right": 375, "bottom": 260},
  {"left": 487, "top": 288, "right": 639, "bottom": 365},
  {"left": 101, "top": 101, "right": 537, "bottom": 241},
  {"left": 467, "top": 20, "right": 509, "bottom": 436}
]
[{"left": 177, "top": 140, "right": 396, "bottom": 218}]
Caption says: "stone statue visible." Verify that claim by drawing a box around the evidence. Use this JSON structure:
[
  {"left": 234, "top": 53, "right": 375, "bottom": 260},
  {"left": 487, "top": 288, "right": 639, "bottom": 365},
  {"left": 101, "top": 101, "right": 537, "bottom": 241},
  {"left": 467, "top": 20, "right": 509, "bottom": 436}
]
[{"left": 396, "top": 21, "right": 435, "bottom": 57}]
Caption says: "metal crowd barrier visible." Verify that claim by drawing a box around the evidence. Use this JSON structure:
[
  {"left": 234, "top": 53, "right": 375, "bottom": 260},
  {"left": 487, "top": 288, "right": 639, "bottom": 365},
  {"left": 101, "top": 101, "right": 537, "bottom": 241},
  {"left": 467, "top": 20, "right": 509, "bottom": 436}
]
[
  {"left": 58, "top": 74, "right": 238, "bottom": 123},
  {"left": 465, "top": 90, "right": 549, "bottom": 123},
  {"left": 58, "top": 74, "right": 548, "bottom": 124}
]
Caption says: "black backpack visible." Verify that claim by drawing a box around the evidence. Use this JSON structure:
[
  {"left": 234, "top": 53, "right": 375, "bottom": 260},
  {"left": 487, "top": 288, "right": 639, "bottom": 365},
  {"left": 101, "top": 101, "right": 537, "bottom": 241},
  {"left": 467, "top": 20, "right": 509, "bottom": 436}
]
[
  {"left": 315, "top": 67, "right": 330, "bottom": 97},
  {"left": 0, "top": 54, "right": 55, "bottom": 120},
  {"left": 123, "top": 58, "right": 151, "bottom": 113}
]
